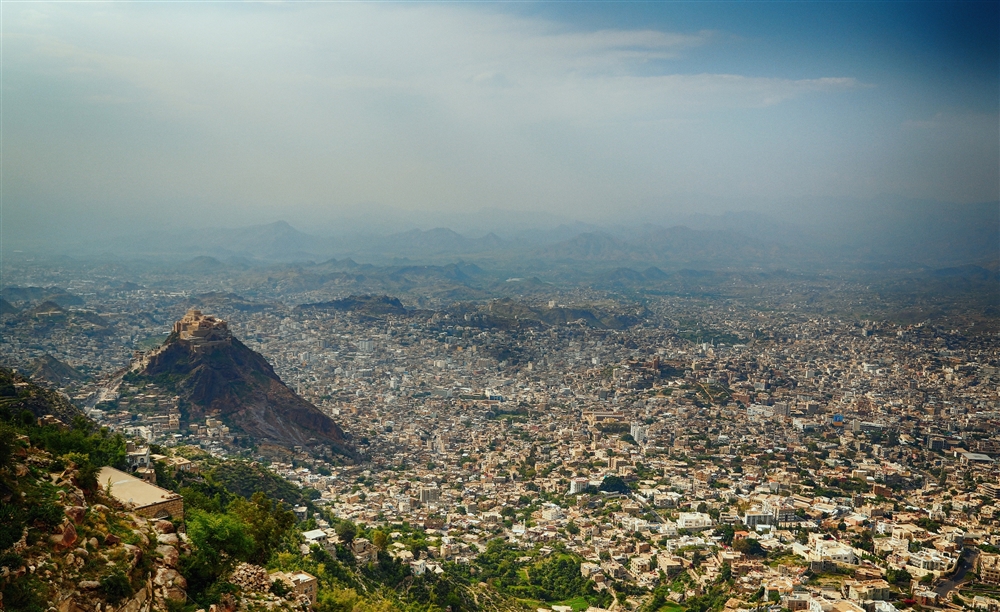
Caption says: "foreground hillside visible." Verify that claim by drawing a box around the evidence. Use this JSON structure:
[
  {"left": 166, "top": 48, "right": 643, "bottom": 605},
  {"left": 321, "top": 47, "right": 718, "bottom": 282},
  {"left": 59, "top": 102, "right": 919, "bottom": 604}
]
[
  {"left": 0, "top": 371, "right": 535, "bottom": 612},
  {"left": 0, "top": 395, "right": 159, "bottom": 610}
]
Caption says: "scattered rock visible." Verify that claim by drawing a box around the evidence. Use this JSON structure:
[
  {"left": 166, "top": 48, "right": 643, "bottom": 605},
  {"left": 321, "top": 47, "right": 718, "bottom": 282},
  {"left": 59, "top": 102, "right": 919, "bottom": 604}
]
[
  {"left": 228, "top": 562, "right": 271, "bottom": 593},
  {"left": 207, "top": 594, "right": 237, "bottom": 612},
  {"left": 64, "top": 489, "right": 86, "bottom": 508},
  {"left": 154, "top": 567, "right": 182, "bottom": 586},
  {"left": 50, "top": 521, "right": 78, "bottom": 549},
  {"left": 11, "top": 528, "right": 28, "bottom": 553},
  {"left": 78, "top": 580, "right": 101, "bottom": 589},
  {"left": 104, "top": 533, "right": 121, "bottom": 546},
  {"left": 65, "top": 506, "right": 86, "bottom": 525},
  {"left": 88, "top": 537, "right": 99, "bottom": 549}
]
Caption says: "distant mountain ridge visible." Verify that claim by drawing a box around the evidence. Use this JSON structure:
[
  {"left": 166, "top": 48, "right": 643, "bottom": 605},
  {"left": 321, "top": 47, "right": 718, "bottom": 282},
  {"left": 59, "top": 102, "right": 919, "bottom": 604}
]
[
  {"left": 17, "top": 198, "right": 996, "bottom": 270},
  {"left": 296, "top": 294, "right": 407, "bottom": 315},
  {"left": 1, "top": 286, "right": 85, "bottom": 307}
]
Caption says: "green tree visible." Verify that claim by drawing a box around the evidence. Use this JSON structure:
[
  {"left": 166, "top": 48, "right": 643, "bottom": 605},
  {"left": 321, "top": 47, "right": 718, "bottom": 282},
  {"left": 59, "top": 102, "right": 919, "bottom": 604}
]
[
  {"left": 371, "top": 530, "right": 388, "bottom": 551},
  {"left": 717, "top": 523, "right": 735, "bottom": 546},
  {"left": 719, "top": 562, "right": 732, "bottom": 583},
  {"left": 886, "top": 567, "right": 912, "bottom": 587},
  {"left": 183, "top": 509, "right": 254, "bottom": 599},
  {"left": 227, "top": 492, "right": 295, "bottom": 565},
  {"left": 64, "top": 452, "right": 99, "bottom": 493},
  {"left": 733, "top": 538, "right": 765, "bottom": 557},
  {"left": 336, "top": 520, "right": 358, "bottom": 545}
]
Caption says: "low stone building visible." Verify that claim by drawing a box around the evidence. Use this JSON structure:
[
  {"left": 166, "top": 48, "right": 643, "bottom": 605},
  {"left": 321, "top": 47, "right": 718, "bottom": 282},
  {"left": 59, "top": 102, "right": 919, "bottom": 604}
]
[
  {"left": 271, "top": 570, "right": 318, "bottom": 607},
  {"left": 98, "top": 466, "right": 184, "bottom": 519}
]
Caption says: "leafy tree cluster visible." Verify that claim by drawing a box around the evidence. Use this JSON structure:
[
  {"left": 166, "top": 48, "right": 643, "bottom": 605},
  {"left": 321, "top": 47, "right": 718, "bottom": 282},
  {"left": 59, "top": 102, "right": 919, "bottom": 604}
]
[
  {"left": 520, "top": 554, "right": 591, "bottom": 601},
  {"left": 474, "top": 540, "right": 602, "bottom": 607},
  {"left": 732, "top": 537, "right": 766, "bottom": 558},
  {"left": 181, "top": 491, "right": 297, "bottom": 603},
  {"left": 599, "top": 475, "right": 632, "bottom": 494},
  {"left": 886, "top": 567, "right": 913, "bottom": 587}
]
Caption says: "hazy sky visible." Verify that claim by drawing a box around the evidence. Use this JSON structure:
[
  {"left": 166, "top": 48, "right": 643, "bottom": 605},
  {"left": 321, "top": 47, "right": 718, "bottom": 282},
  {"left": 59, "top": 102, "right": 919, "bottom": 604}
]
[{"left": 3, "top": 1, "right": 998, "bottom": 236}]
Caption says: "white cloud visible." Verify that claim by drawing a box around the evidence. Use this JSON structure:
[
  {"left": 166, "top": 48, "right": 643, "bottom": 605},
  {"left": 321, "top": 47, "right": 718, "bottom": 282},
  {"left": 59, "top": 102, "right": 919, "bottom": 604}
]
[{"left": 9, "top": 1, "right": 986, "bottom": 229}]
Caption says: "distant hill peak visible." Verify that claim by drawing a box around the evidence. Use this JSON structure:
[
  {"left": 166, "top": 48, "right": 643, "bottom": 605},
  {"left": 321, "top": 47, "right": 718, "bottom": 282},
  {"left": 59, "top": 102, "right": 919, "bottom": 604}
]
[
  {"left": 0, "top": 297, "right": 20, "bottom": 316},
  {"left": 29, "top": 300, "right": 67, "bottom": 315},
  {"left": 30, "top": 354, "right": 85, "bottom": 385}
]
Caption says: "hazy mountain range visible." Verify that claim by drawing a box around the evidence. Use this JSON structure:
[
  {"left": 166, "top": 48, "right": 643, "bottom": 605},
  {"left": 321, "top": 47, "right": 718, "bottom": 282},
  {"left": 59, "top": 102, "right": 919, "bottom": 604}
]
[{"left": 6, "top": 199, "right": 997, "bottom": 272}]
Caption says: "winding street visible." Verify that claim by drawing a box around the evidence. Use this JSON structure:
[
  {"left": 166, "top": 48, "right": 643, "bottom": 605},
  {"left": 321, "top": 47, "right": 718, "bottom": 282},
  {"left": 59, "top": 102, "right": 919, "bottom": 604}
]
[{"left": 935, "top": 547, "right": 979, "bottom": 599}]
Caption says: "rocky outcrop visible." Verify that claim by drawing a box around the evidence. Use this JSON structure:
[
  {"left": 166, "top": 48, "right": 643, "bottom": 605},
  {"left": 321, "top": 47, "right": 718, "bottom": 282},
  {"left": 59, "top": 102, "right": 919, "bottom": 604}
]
[{"left": 133, "top": 312, "right": 354, "bottom": 458}]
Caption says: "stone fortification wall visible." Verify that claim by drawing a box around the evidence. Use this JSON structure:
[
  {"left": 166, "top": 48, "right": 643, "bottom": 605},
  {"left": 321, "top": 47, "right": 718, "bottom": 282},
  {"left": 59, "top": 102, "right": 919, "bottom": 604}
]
[{"left": 173, "top": 309, "right": 231, "bottom": 347}]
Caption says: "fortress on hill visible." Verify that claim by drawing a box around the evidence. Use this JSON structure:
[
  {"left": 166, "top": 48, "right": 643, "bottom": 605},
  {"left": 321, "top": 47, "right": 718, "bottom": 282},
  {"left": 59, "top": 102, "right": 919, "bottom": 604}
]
[
  {"left": 173, "top": 309, "right": 232, "bottom": 348},
  {"left": 129, "top": 309, "right": 232, "bottom": 372}
]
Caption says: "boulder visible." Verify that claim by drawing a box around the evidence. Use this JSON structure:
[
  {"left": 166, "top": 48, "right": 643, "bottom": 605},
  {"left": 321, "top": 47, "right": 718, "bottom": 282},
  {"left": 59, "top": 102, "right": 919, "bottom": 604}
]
[
  {"left": 104, "top": 533, "right": 121, "bottom": 546},
  {"left": 154, "top": 520, "right": 175, "bottom": 534},
  {"left": 154, "top": 567, "right": 187, "bottom": 591},
  {"left": 50, "top": 521, "right": 78, "bottom": 549},
  {"left": 65, "top": 506, "right": 86, "bottom": 525},
  {"left": 78, "top": 580, "right": 101, "bottom": 589},
  {"left": 123, "top": 543, "right": 142, "bottom": 568},
  {"left": 156, "top": 544, "right": 179, "bottom": 567},
  {"left": 156, "top": 533, "right": 179, "bottom": 546},
  {"left": 164, "top": 585, "right": 187, "bottom": 602}
]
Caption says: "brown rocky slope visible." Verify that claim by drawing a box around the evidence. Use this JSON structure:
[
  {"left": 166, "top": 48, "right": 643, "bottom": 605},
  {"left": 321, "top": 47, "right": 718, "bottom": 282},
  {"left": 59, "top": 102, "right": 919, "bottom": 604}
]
[{"left": 132, "top": 310, "right": 354, "bottom": 459}]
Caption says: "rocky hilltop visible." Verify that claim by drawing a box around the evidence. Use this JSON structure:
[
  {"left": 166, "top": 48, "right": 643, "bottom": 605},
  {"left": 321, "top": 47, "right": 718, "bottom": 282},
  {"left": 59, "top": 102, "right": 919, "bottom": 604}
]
[{"left": 131, "top": 310, "right": 354, "bottom": 458}]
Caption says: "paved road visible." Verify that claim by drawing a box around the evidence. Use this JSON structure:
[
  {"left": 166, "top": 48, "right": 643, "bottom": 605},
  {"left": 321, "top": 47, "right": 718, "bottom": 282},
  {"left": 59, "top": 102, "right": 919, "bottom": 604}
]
[{"left": 935, "top": 547, "right": 979, "bottom": 598}]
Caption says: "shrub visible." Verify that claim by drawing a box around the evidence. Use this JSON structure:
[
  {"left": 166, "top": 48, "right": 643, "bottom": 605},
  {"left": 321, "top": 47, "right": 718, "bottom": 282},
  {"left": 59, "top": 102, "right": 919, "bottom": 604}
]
[{"left": 100, "top": 572, "right": 133, "bottom": 604}]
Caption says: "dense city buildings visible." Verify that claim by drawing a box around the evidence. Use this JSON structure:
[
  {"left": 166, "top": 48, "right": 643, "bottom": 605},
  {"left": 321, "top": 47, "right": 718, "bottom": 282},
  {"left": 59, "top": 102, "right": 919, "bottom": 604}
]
[{"left": 2, "top": 263, "right": 998, "bottom": 611}]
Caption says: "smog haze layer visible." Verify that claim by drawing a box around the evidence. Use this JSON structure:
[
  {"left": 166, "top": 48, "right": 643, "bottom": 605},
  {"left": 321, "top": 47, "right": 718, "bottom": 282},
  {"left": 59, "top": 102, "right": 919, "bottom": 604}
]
[{"left": 2, "top": 1, "right": 997, "bottom": 259}]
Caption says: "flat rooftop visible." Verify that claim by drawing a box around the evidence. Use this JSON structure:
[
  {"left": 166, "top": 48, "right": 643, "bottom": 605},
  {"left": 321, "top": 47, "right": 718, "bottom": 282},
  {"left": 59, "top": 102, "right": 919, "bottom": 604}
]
[{"left": 98, "top": 466, "right": 181, "bottom": 508}]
